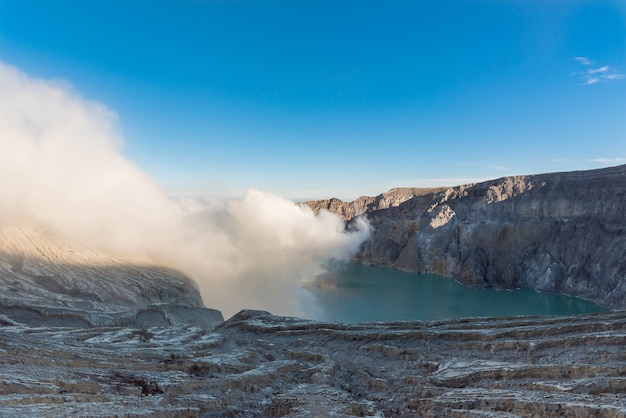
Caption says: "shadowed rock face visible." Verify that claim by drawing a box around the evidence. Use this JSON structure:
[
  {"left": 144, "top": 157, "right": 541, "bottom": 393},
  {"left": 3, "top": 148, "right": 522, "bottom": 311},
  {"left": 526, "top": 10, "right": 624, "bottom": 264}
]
[
  {"left": 305, "top": 165, "right": 626, "bottom": 308},
  {"left": 0, "top": 221, "right": 223, "bottom": 328}
]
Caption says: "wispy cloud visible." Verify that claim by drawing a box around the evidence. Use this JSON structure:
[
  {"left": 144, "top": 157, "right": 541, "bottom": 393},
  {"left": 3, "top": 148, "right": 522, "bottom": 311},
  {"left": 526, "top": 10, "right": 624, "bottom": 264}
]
[
  {"left": 588, "top": 65, "right": 609, "bottom": 74},
  {"left": 489, "top": 165, "right": 511, "bottom": 171},
  {"left": 573, "top": 56, "right": 592, "bottom": 65},
  {"left": 590, "top": 158, "right": 626, "bottom": 164},
  {"left": 393, "top": 177, "right": 492, "bottom": 188},
  {"left": 584, "top": 77, "right": 600, "bottom": 85},
  {"left": 572, "top": 56, "right": 624, "bottom": 85}
]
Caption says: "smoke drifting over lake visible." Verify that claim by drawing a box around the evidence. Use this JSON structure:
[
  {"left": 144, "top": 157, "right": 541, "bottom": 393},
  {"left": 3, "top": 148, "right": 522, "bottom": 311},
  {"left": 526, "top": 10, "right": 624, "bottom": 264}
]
[{"left": 0, "top": 62, "right": 370, "bottom": 318}]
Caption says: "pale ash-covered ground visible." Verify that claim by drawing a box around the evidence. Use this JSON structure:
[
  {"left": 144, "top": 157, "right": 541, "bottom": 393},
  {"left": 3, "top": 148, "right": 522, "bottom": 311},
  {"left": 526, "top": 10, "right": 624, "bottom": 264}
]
[{"left": 2, "top": 310, "right": 626, "bottom": 417}]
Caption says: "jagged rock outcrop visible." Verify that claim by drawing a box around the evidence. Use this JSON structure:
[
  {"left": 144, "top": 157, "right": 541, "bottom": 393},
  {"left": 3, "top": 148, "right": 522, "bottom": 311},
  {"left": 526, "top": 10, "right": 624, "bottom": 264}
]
[
  {"left": 305, "top": 164, "right": 626, "bottom": 309},
  {"left": 0, "top": 221, "right": 223, "bottom": 328},
  {"left": 303, "top": 187, "right": 445, "bottom": 221},
  {"left": 2, "top": 309, "right": 626, "bottom": 417}
]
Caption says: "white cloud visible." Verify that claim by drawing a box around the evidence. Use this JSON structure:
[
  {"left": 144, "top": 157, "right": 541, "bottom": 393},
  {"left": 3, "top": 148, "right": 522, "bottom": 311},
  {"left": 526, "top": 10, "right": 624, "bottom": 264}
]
[
  {"left": 573, "top": 56, "right": 592, "bottom": 65},
  {"left": 572, "top": 57, "right": 624, "bottom": 85},
  {"left": 590, "top": 158, "right": 626, "bottom": 164},
  {"left": 0, "top": 61, "right": 370, "bottom": 319},
  {"left": 489, "top": 165, "right": 511, "bottom": 171},
  {"left": 588, "top": 65, "right": 609, "bottom": 74},
  {"left": 393, "top": 177, "right": 491, "bottom": 188}
]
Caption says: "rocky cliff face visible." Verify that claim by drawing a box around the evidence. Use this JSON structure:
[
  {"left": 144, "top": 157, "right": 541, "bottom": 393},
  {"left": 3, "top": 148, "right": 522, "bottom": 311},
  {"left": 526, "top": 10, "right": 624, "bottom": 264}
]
[
  {"left": 0, "top": 221, "right": 223, "bottom": 328},
  {"left": 304, "top": 187, "right": 445, "bottom": 221},
  {"left": 305, "top": 164, "right": 626, "bottom": 308}
]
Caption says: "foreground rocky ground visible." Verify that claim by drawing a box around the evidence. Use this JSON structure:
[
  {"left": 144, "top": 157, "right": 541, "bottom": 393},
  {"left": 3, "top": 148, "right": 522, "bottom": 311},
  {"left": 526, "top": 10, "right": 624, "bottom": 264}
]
[{"left": 2, "top": 309, "right": 626, "bottom": 417}]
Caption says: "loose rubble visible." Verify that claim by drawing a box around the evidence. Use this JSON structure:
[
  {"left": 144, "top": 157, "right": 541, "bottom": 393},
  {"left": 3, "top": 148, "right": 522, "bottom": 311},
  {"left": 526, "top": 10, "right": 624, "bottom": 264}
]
[{"left": 2, "top": 309, "right": 626, "bottom": 417}]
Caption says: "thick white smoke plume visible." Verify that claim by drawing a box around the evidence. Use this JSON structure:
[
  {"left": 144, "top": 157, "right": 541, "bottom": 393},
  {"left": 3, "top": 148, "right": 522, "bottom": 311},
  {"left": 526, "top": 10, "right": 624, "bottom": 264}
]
[{"left": 0, "top": 62, "right": 370, "bottom": 318}]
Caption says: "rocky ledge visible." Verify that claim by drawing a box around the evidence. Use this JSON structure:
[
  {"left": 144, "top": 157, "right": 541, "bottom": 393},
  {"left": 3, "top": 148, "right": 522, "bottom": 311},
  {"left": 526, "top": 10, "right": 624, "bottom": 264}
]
[
  {"left": 0, "top": 221, "right": 223, "bottom": 328},
  {"left": 2, "top": 309, "right": 626, "bottom": 417},
  {"left": 305, "top": 164, "right": 626, "bottom": 309}
]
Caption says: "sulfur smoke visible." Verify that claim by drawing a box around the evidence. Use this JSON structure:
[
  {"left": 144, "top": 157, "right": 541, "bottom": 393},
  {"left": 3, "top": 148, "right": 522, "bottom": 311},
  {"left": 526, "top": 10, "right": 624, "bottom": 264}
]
[{"left": 0, "top": 62, "right": 370, "bottom": 318}]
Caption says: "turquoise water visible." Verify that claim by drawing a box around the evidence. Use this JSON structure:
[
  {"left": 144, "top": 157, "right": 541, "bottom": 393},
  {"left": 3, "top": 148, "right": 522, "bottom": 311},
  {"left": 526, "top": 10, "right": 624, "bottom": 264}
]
[{"left": 306, "top": 263, "right": 607, "bottom": 323}]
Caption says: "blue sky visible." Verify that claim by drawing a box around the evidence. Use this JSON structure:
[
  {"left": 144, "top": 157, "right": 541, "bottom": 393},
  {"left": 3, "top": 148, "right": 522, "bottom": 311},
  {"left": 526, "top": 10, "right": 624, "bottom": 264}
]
[{"left": 1, "top": 0, "right": 625, "bottom": 200}]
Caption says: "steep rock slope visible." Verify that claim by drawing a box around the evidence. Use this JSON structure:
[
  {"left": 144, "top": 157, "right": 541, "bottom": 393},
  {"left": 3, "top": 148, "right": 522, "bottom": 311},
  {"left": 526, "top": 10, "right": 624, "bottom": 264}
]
[
  {"left": 303, "top": 187, "right": 445, "bottom": 221},
  {"left": 0, "top": 221, "right": 223, "bottom": 328},
  {"left": 306, "top": 165, "right": 626, "bottom": 308}
]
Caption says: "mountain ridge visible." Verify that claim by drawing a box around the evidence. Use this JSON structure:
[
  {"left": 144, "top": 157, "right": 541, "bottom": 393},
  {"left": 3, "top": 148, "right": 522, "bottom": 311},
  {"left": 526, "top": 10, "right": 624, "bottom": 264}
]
[{"left": 304, "top": 164, "right": 626, "bottom": 308}]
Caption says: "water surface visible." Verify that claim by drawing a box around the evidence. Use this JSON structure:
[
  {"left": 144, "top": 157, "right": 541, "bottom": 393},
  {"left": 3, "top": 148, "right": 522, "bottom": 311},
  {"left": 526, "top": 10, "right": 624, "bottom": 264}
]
[{"left": 305, "top": 263, "right": 607, "bottom": 323}]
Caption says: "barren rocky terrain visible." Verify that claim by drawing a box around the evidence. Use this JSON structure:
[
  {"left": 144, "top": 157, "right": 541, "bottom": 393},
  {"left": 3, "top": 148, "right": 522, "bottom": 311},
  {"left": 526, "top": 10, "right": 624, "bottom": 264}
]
[
  {"left": 1, "top": 165, "right": 625, "bottom": 416},
  {"left": 2, "top": 309, "right": 626, "bottom": 417}
]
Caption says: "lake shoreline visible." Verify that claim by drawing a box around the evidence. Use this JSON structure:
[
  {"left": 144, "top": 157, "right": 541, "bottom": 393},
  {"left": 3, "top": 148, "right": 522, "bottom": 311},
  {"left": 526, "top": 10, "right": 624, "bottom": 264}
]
[{"left": 306, "top": 262, "right": 607, "bottom": 323}]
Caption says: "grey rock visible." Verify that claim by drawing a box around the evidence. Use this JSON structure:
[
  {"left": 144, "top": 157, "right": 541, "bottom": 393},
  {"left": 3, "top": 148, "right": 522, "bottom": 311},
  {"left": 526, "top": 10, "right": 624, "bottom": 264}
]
[
  {"left": 305, "top": 164, "right": 626, "bottom": 308},
  {"left": 0, "top": 221, "right": 224, "bottom": 328},
  {"left": 303, "top": 187, "right": 446, "bottom": 220},
  {"left": 2, "top": 309, "right": 626, "bottom": 417}
]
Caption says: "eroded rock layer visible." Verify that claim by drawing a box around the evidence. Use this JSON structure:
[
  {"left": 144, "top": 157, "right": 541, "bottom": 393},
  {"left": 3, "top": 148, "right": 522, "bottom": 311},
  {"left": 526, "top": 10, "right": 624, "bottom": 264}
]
[
  {"left": 306, "top": 164, "right": 626, "bottom": 308},
  {"left": 0, "top": 221, "right": 223, "bottom": 328},
  {"left": 2, "top": 309, "right": 626, "bottom": 417}
]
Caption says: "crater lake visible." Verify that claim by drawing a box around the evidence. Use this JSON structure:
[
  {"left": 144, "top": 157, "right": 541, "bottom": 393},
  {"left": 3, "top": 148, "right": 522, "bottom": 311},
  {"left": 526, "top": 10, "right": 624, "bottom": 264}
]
[{"left": 305, "top": 263, "right": 607, "bottom": 323}]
